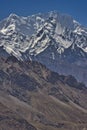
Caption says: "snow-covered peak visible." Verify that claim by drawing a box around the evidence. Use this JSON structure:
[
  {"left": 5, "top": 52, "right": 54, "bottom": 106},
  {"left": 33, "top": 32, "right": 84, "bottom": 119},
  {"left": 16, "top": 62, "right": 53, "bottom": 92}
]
[
  {"left": 0, "top": 11, "right": 87, "bottom": 61},
  {"left": 0, "top": 11, "right": 83, "bottom": 36},
  {"left": 8, "top": 13, "right": 19, "bottom": 19}
]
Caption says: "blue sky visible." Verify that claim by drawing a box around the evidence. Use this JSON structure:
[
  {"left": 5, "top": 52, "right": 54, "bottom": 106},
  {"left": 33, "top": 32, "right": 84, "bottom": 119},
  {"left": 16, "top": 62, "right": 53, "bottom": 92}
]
[{"left": 0, "top": 0, "right": 87, "bottom": 26}]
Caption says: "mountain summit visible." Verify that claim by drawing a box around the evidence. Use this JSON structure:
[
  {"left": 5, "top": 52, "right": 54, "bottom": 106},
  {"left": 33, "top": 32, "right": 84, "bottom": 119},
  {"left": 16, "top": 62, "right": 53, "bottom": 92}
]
[{"left": 0, "top": 11, "right": 87, "bottom": 84}]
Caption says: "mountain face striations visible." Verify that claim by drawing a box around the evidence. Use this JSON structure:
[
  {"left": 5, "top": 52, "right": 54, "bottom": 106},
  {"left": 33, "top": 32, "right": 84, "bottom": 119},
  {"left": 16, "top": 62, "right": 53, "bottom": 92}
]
[{"left": 0, "top": 11, "right": 87, "bottom": 84}]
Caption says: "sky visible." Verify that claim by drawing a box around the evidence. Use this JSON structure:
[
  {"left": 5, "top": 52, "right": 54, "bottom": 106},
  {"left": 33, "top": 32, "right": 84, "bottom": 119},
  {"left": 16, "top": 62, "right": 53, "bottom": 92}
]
[{"left": 0, "top": 0, "right": 87, "bottom": 26}]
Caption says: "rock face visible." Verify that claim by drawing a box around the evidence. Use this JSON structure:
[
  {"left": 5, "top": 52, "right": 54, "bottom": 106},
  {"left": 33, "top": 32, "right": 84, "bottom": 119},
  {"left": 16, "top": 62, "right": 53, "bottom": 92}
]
[
  {"left": 0, "top": 56, "right": 87, "bottom": 130},
  {"left": 0, "top": 11, "right": 87, "bottom": 84}
]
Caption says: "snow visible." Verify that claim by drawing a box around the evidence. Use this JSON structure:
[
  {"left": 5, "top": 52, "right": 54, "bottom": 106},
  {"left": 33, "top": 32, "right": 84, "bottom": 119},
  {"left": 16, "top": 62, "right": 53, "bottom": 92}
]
[
  {"left": 55, "top": 35, "right": 72, "bottom": 49},
  {"left": 73, "top": 20, "right": 80, "bottom": 25},
  {"left": 81, "top": 47, "right": 87, "bottom": 53},
  {"left": 0, "top": 24, "right": 15, "bottom": 35},
  {"left": 29, "top": 34, "right": 50, "bottom": 55},
  {"left": 0, "top": 11, "right": 87, "bottom": 61},
  {"left": 52, "top": 52, "right": 55, "bottom": 60},
  {"left": 36, "top": 16, "right": 41, "bottom": 20},
  {"left": 73, "top": 26, "right": 87, "bottom": 35},
  {"left": 4, "top": 46, "right": 14, "bottom": 54},
  {"left": 51, "top": 19, "right": 56, "bottom": 24},
  {"left": 9, "top": 13, "right": 18, "bottom": 18},
  {"left": 3, "top": 46, "right": 22, "bottom": 60},
  {"left": 57, "top": 47, "right": 64, "bottom": 54}
]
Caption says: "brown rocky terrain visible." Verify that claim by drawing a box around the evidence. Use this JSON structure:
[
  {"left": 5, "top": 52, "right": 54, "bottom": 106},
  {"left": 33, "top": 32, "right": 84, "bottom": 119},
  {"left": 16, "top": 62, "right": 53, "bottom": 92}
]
[{"left": 0, "top": 56, "right": 87, "bottom": 130}]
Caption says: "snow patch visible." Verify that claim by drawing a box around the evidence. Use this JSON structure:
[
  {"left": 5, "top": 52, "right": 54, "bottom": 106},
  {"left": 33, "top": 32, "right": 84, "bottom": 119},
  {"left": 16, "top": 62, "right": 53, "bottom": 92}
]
[{"left": 0, "top": 24, "right": 15, "bottom": 35}]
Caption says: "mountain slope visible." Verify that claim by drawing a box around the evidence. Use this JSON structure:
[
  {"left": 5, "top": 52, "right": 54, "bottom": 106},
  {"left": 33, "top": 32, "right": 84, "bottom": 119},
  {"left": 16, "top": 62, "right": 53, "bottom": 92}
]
[
  {"left": 0, "top": 102, "right": 37, "bottom": 130},
  {"left": 0, "top": 56, "right": 87, "bottom": 130}
]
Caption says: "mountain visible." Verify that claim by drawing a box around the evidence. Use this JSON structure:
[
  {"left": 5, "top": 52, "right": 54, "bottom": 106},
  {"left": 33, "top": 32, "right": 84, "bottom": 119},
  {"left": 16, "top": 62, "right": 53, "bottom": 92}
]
[
  {"left": 0, "top": 11, "right": 87, "bottom": 84},
  {"left": 0, "top": 56, "right": 87, "bottom": 130}
]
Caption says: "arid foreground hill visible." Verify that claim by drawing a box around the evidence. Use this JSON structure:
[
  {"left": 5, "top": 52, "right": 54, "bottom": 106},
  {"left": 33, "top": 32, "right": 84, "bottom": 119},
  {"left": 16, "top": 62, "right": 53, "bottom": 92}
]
[{"left": 0, "top": 56, "right": 87, "bottom": 130}]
